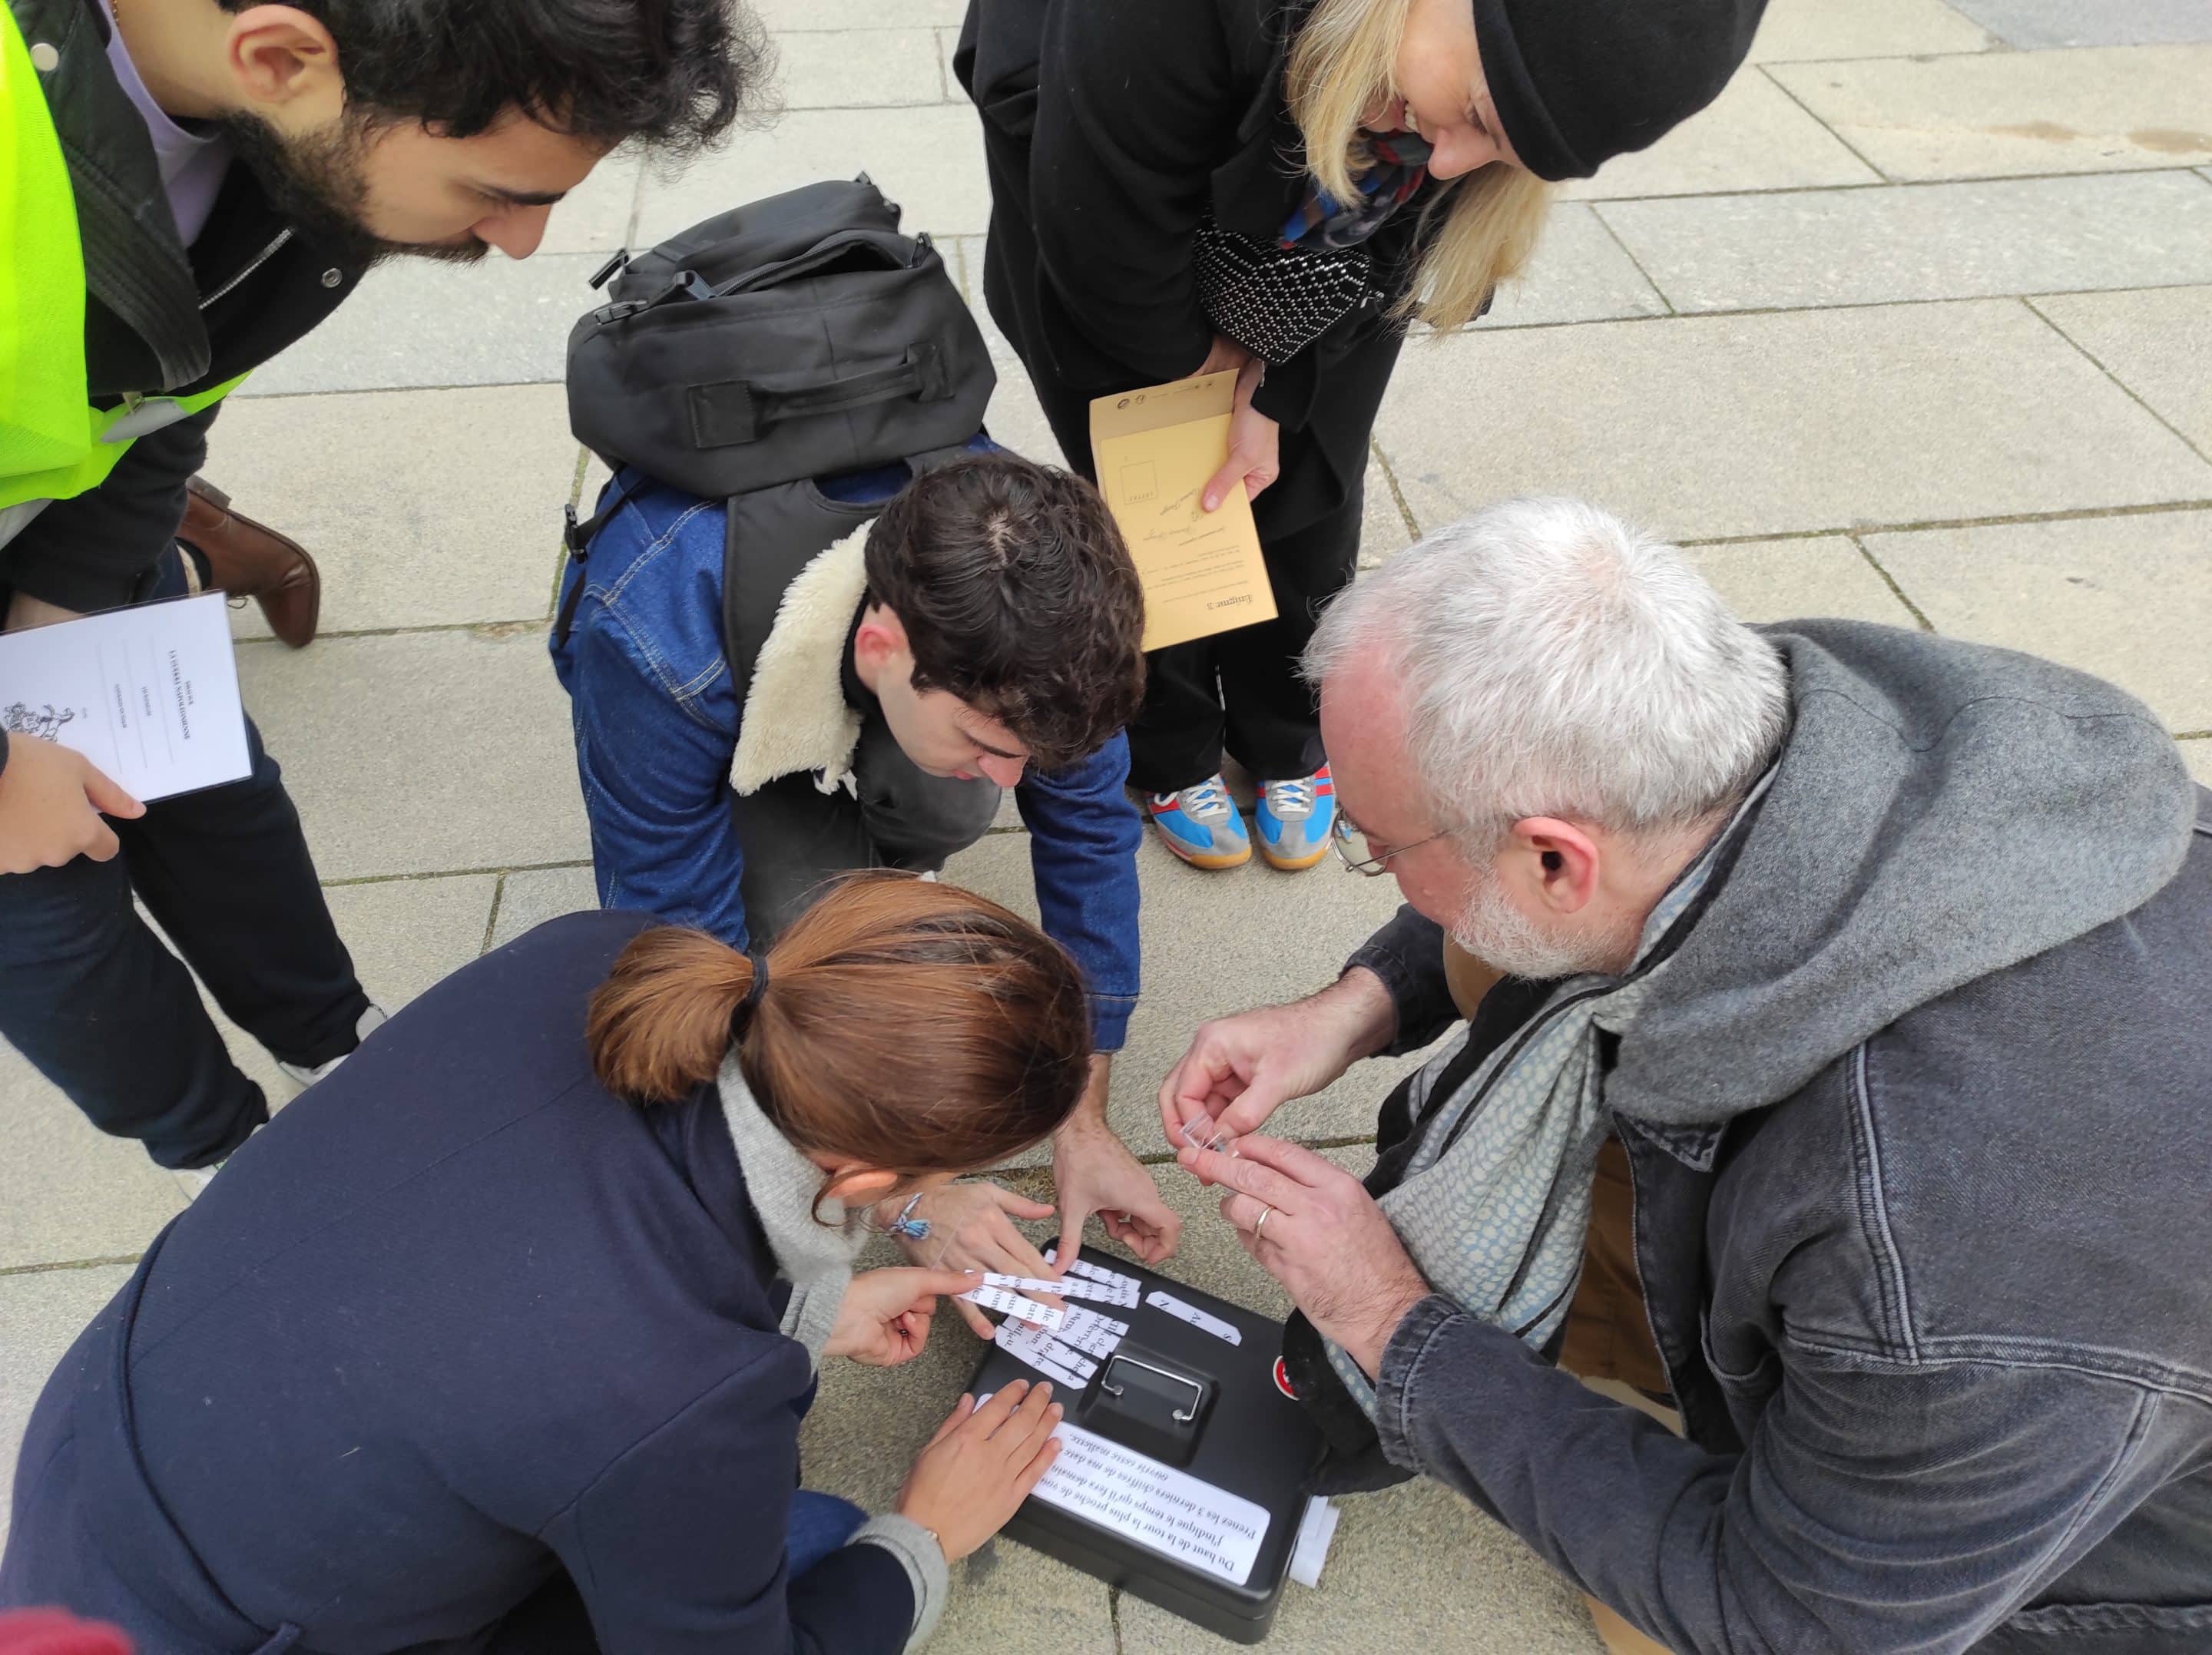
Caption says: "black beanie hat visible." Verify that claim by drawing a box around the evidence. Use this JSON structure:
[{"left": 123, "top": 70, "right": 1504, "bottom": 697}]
[{"left": 1471, "top": 0, "right": 1770, "bottom": 182}]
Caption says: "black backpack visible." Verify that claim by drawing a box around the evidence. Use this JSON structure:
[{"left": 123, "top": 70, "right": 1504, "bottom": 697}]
[
  {"left": 559, "top": 177, "right": 998, "bottom": 699},
  {"left": 565, "top": 176, "right": 994, "bottom": 498}
]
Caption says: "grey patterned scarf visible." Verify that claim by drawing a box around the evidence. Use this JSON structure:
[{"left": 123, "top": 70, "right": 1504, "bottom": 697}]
[{"left": 1328, "top": 770, "right": 1775, "bottom": 1412}]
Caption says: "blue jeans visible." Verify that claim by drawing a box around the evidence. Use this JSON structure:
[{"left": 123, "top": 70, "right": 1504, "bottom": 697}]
[
  {"left": 786, "top": 1490, "right": 869, "bottom": 1581},
  {"left": 0, "top": 548, "right": 369, "bottom": 1167},
  {"left": 480, "top": 1491, "right": 871, "bottom": 1652}
]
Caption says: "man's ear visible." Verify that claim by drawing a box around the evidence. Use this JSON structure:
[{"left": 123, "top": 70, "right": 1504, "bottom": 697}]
[
  {"left": 222, "top": 5, "right": 343, "bottom": 113},
  {"left": 851, "top": 603, "right": 909, "bottom": 674},
  {"left": 1509, "top": 816, "right": 1601, "bottom": 915}
]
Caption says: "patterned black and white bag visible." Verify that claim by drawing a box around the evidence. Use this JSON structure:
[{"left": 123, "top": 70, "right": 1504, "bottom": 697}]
[{"left": 1192, "top": 220, "right": 1376, "bottom": 366}]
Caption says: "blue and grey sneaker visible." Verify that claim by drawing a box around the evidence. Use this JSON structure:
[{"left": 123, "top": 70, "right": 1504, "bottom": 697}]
[
  {"left": 1147, "top": 775, "right": 1251, "bottom": 869},
  {"left": 1256, "top": 766, "right": 1337, "bottom": 871}
]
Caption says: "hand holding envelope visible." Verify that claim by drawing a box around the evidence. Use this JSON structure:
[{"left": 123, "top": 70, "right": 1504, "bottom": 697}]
[{"left": 1090, "top": 371, "right": 1278, "bottom": 654}]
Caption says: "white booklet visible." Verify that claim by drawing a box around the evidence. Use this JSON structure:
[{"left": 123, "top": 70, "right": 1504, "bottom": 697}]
[{"left": 0, "top": 593, "right": 250, "bottom": 802}]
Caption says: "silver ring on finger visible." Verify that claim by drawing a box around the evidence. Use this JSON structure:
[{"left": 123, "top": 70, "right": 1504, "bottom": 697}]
[{"left": 1253, "top": 1204, "right": 1273, "bottom": 1240}]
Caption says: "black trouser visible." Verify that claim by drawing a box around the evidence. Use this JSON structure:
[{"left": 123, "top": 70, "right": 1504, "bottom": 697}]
[
  {"left": 976, "top": 169, "right": 1405, "bottom": 795},
  {"left": 0, "top": 566, "right": 369, "bottom": 1168},
  {"left": 733, "top": 705, "right": 1000, "bottom": 942},
  {"left": 1012, "top": 355, "right": 1382, "bottom": 793}
]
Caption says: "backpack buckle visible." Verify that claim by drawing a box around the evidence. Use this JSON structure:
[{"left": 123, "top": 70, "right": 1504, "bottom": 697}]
[{"left": 587, "top": 249, "right": 631, "bottom": 290}]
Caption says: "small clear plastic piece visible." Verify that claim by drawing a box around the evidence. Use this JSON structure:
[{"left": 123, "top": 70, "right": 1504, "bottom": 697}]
[{"left": 1179, "top": 1117, "right": 1237, "bottom": 1157}]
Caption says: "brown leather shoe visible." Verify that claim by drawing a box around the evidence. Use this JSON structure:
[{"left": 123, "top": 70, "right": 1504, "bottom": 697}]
[{"left": 177, "top": 477, "right": 322, "bottom": 648}]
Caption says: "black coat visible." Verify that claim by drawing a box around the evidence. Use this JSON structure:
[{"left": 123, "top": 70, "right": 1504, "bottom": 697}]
[
  {"left": 0, "top": 910, "right": 916, "bottom": 1655},
  {"left": 956, "top": 0, "right": 1416, "bottom": 531}
]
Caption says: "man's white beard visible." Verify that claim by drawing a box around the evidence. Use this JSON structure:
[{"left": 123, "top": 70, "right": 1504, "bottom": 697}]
[{"left": 1449, "top": 864, "right": 1639, "bottom": 983}]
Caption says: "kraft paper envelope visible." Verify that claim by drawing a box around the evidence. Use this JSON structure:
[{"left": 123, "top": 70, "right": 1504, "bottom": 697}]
[{"left": 1090, "top": 371, "right": 1276, "bottom": 653}]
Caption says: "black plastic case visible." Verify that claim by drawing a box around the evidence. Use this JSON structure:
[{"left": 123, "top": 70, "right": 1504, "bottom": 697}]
[{"left": 966, "top": 1249, "right": 1323, "bottom": 1643}]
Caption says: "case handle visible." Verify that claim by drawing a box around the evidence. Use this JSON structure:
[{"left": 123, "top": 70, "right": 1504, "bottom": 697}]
[
  {"left": 1099, "top": 1352, "right": 1204, "bottom": 1424},
  {"left": 687, "top": 339, "right": 951, "bottom": 450}
]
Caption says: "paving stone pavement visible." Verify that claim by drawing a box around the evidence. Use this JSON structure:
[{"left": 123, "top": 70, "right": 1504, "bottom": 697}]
[{"left": 5, "top": 0, "right": 2210, "bottom": 1644}]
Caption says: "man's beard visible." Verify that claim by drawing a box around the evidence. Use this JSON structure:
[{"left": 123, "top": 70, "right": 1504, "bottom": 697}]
[
  {"left": 1449, "top": 861, "right": 1642, "bottom": 984},
  {"left": 216, "top": 111, "right": 488, "bottom": 271}
]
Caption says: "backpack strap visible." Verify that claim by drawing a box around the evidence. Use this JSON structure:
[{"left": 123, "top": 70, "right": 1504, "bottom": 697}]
[
  {"left": 902, "top": 443, "right": 978, "bottom": 477},
  {"left": 554, "top": 468, "right": 657, "bottom": 644}
]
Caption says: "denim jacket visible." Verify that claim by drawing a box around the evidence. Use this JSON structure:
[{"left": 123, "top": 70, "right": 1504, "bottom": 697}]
[
  {"left": 1353, "top": 822, "right": 2212, "bottom": 1653},
  {"left": 548, "top": 458, "right": 1141, "bottom": 1051}
]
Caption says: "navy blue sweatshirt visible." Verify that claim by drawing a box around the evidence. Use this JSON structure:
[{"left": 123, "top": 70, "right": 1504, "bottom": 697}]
[{"left": 2, "top": 910, "right": 919, "bottom": 1654}]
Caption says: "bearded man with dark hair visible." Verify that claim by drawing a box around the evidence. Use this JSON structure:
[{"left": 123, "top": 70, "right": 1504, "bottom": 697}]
[{"left": 0, "top": 0, "right": 763, "bottom": 1189}]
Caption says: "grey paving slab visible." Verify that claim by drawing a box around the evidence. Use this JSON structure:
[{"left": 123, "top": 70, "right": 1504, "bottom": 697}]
[
  {"left": 539, "top": 148, "right": 643, "bottom": 256},
  {"left": 488, "top": 865, "right": 601, "bottom": 951},
  {"left": 1475, "top": 204, "right": 1670, "bottom": 329},
  {"left": 2032, "top": 285, "right": 2212, "bottom": 457},
  {"left": 237, "top": 630, "right": 591, "bottom": 880},
  {"left": 941, "top": 832, "right": 1446, "bottom": 1162},
  {"left": 1944, "top": 0, "right": 2212, "bottom": 48},
  {"left": 0, "top": 873, "right": 498, "bottom": 1272},
  {"left": 1747, "top": 0, "right": 1995, "bottom": 61},
  {"left": 969, "top": 273, "right": 1075, "bottom": 467},
  {"left": 0, "top": 1264, "right": 137, "bottom": 1547},
  {"left": 195, "top": 872, "right": 498, "bottom": 1111},
  {"left": 317, "top": 874, "right": 502, "bottom": 1008},
  {"left": 1601, "top": 170, "right": 2212, "bottom": 313},
  {"left": 1121, "top": 1478, "right": 1603, "bottom": 1653},
  {"left": 1358, "top": 450, "right": 1412, "bottom": 566},
  {"left": 1373, "top": 300, "right": 2212, "bottom": 544},
  {"left": 774, "top": 28, "right": 946, "bottom": 108},
  {"left": 635, "top": 104, "right": 991, "bottom": 244},
  {"left": 930, "top": 1547, "right": 1117, "bottom": 1653},
  {"left": 237, "top": 252, "right": 601, "bottom": 396},
  {"left": 753, "top": 0, "right": 967, "bottom": 26},
  {"left": 0, "top": 1057, "right": 184, "bottom": 1270},
  {"left": 939, "top": 27, "right": 961, "bottom": 101},
  {"left": 1862, "top": 509, "right": 2212, "bottom": 729},
  {"left": 1767, "top": 46, "right": 2212, "bottom": 180},
  {"left": 204, "top": 385, "right": 576, "bottom": 638},
  {"left": 1558, "top": 71, "right": 1880, "bottom": 202},
  {"left": 2184, "top": 738, "right": 2212, "bottom": 781},
  {"left": 984, "top": 363, "right": 1067, "bottom": 468},
  {"left": 948, "top": 232, "right": 979, "bottom": 305},
  {"left": 1682, "top": 537, "right": 1924, "bottom": 626}
]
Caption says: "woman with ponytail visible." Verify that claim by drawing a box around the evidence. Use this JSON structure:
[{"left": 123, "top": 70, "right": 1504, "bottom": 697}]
[
  {"left": 2, "top": 875, "right": 1091, "bottom": 1655},
  {"left": 955, "top": 0, "right": 1763, "bottom": 882}
]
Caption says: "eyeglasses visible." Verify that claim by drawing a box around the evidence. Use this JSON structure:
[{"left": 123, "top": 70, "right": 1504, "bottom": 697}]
[{"left": 1332, "top": 815, "right": 1448, "bottom": 877}]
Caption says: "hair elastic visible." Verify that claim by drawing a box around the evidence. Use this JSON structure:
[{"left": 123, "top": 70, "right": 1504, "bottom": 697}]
[{"left": 732, "top": 952, "right": 770, "bottom": 1038}]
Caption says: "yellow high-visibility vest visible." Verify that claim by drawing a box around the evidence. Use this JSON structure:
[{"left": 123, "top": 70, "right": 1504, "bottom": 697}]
[{"left": 1, "top": 3, "right": 243, "bottom": 523}]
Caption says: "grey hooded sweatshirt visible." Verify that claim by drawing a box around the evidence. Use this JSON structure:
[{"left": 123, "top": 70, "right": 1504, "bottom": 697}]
[{"left": 1335, "top": 621, "right": 2212, "bottom": 1653}]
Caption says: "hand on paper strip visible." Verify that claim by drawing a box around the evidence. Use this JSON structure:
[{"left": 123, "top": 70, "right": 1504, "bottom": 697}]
[
  {"left": 897, "top": 1380, "right": 1065, "bottom": 1561},
  {"left": 893, "top": 1182, "right": 1058, "bottom": 1336},
  {"left": 824, "top": 1268, "right": 980, "bottom": 1367}
]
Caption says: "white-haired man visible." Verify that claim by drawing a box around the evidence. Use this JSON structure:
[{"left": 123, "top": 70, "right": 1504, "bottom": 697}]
[{"left": 1160, "top": 498, "right": 2212, "bottom": 1654}]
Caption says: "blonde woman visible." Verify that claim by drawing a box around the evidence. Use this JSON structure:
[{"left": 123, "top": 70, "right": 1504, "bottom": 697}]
[{"left": 957, "top": 0, "right": 1761, "bottom": 889}]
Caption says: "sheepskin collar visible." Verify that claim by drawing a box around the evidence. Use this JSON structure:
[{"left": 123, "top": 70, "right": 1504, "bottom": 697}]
[{"left": 728, "top": 522, "right": 874, "bottom": 796}]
